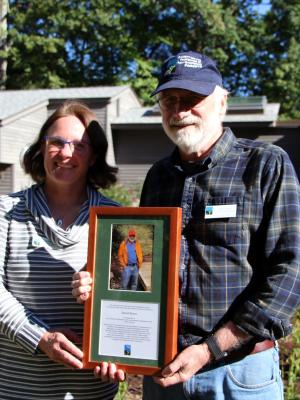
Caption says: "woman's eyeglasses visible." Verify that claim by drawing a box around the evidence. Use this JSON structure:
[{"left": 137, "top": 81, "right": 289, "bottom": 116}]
[{"left": 44, "top": 136, "right": 91, "bottom": 154}]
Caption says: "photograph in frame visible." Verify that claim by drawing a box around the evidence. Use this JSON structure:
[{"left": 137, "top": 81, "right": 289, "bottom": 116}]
[{"left": 109, "top": 223, "right": 154, "bottom": 292}]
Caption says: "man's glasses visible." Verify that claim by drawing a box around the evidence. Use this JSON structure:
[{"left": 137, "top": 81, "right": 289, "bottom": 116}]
[
  {"left": 44, "top": 136, "right": 91, "bottom": 154},
  {"left": 158, "top": 94, "right": 207, "bottom": 111}
]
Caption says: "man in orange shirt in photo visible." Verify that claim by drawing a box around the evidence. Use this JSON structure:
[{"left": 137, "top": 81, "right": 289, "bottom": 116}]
[{"left": 118, "top": 229, "right": 143, "bottom": 290}]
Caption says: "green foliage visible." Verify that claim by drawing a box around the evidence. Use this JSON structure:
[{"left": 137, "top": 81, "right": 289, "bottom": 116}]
[
  {"left": 280, "top": 307, "right": 300, "bottom": 399},
  {"left": 114, "top": 381, "right": 128, "bottom": 400},
  {"left": 101, "top": 183, "right": 142, "bottom": 207},
  {"left": 7, "top": 0, "right": 132, "bottom": 88},
  {"left": 129, "top": 58, "right": 158, "bottom": 105},
  {"left": 261, "top": 1, "right": 300, "bottom": 118},
  {"left": 4, "top": 2, "right": 300, "bottom": 115}
]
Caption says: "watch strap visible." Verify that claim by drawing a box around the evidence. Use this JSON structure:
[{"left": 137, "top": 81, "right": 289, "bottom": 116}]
[{"left": 204, "top": 335, "right": 226, "bottom": 361}]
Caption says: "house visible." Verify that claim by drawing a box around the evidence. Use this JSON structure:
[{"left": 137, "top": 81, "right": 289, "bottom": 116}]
[
  {"left": 0, "top": 88, "right": 299, "bottom": 195},
  {"left": 111, "top": 96, "right": 300, "bottom": 183}
]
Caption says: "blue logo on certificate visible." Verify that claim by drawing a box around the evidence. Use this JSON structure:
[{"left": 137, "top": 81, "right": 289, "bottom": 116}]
[{"left": 124, "top": 344, "right": 131, "bottom": 356}]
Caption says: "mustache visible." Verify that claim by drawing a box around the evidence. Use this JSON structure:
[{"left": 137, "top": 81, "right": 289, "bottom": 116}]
[{"left": 169, "top": 117, "right": 202, "bottom": 127}]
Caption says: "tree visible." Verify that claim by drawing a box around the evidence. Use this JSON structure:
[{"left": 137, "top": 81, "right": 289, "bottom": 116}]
[
  {"left": 260, "top": 0, "right": 300, "bottom": 118},
  {"left": 0, "top": 0, "right": 9, "bottom": 88},
  {"left": 5, "top": 0, "right": 300, "bottom": 117},
  {"left": 5, "top": 0, "right": 241, "bottom": 100},
  {"left": 6, "top": 0, "right": 132, "bottom": 88}
]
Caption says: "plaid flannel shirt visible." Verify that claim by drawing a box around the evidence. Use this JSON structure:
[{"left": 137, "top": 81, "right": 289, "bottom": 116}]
[{"left": 140, "top": 127, "right": 300, "bottom": 350}]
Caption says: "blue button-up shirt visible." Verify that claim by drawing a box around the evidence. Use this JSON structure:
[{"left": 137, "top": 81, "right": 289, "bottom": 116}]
[
  {"left": 126, "top": 240, "right": 138, "bottom": 265},
  {"left": 140, "top": 128, "right": 300, "bottom": 350}
]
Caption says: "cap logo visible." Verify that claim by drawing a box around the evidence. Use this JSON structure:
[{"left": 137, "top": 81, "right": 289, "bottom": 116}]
[
  {"left": 177, "top": 55, "right": 203, "bottom": 69},
  {"left": 164, "top": 58, "right": 177, "bottom": 76}
]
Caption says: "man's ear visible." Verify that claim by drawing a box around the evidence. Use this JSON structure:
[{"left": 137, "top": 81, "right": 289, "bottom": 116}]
[{"left": 220, "top": 93, "right": 228, "bottom": 119}]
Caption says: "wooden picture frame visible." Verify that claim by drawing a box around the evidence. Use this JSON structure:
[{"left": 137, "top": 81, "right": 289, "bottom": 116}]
[{"left": 83, "top": 206, "right": 182, "bottom": 375}]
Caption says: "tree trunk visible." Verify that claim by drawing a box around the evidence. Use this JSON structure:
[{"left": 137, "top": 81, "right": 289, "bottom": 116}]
[{"left": 0, "top": 0, "right": 9, "bottom": 89}]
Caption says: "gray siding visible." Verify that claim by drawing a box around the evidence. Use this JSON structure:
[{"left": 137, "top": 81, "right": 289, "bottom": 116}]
[
  {"left": 113, "top": 125, "right": 300, "bottom": 185},
  {"left": 0, "top": 164, "right": 13, "bottom": 195},
  {"left": 234, "top": 126, "right": 300, "bottom": 179},
  {"left": 116, "top": 164, "right": 152, "bottom": 185},
  {"left": 47, "top": 99, "right": 107, "bottom": 129},
  {"left": 113, "top": 126, "right": 174, "bottom": 163},
  {"left": 0, "top": 105, "right": 47, "bottom": 192},
  {"left": 113, "top": 126, "right": 174, "bottom": 185}
]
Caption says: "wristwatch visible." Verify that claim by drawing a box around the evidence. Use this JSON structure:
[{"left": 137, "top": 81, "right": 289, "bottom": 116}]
[{"left": 204, "top": 335, "right": 227, "bottom": 361}]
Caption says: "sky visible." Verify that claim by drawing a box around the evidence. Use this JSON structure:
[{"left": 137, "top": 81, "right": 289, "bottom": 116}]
[{"left": 256, "top": 2, "right": 271, "bottom": 15}]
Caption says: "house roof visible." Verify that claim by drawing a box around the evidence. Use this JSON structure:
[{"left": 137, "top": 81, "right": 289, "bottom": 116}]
[
  {"left": 224, "top": 103, "right": 280, "bottom": 125},
  {"left": 0, "top": 86, "right": 132, "bottom": 121},
  {"left": 112, "top": 107, "right": 162, "bottom": 126},
  {"left": 111, "top": 98, "right": 281, "bottom": 127}
]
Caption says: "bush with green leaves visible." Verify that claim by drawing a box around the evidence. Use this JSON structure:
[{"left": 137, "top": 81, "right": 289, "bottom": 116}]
[
  {"left": 101, "top": 183, "right": 142, "bottom": 207},
  {"left": 114, "top": 381, "right": 128, "bottom": 400},
  {"left": 280, "top": 307, "right": 300, "bottom": 399}
]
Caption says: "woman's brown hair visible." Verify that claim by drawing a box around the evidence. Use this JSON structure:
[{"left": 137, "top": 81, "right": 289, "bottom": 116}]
[{"left": 23, "top": 100, "right": 118, "bottom": 188}]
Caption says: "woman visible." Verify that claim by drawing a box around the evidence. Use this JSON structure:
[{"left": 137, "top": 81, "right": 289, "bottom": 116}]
[{"left": 0, "top": 101, "right": 121, "bottom": 399}]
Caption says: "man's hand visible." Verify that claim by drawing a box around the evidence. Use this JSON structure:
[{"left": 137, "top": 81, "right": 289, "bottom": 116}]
[
  {"left": 154, "top": 344, "right": 211, "bottom": 387},
  {"left": 94, "top": 362, "right": 126, "bottom": 383},
  {"left": 71, "top": 271, "right": 93, "bottom": 304},
  {"left": 154, "top": 321, "right": 252, "bottom": 387},
  {"left": 38, "top": 328, "right": 83, "bottom": 369}
]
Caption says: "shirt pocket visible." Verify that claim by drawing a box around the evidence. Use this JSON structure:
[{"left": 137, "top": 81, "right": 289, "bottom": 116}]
[{"left": 192, "top": 195, "right": 245, "bottom": 246}]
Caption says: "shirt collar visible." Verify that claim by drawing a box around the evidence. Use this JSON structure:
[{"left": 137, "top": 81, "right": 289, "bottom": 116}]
[{"left": 208, "top": 127, "right": 236, "bottom": 165}]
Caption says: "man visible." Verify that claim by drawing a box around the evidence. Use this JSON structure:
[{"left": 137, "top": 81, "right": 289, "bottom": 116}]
[
  {"left": 72, "top": 51, "right": 300, "bottom": 399},
  {"left": 118, "top": 229, "right": 143, "bottom": 290},
  {"left": 138, "top": 51, "right": 300, "bottom": 399}
]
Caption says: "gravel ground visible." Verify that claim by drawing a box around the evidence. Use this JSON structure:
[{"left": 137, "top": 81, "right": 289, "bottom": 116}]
[{"left": 124, "top": 375, "right": 143, "bottom": 399}]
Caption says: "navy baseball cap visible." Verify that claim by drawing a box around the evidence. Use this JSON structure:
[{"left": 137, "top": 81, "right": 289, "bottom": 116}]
[{"left": 151, "top": 51, "right": 223, "bottom": 97}]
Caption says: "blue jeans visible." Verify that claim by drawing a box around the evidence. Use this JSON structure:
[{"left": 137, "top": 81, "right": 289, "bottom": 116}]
[
  {"left": 143, "top": 347, "right": 283, "bottom": 400},
  {"left": 121, "top": 265, "right": 139, "bottom": 290}
]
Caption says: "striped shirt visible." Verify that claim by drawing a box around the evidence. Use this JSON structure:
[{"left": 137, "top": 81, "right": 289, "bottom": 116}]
[
  {"left": 140, "top": 127, "right": 300, "bottom": 350},
  {"left": 0, "top": 184, "right": 119, "bottom": 400}
]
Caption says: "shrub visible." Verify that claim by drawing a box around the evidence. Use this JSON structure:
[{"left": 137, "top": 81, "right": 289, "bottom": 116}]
[
  {"left": 101, "top": 183, "right": 142, "bottom": 206},
  {"left": 114, "top": 381, "right": 128, "bottom": 400},
  {"left": 280, "top": 307, "right": 300, "bottom": 399}
]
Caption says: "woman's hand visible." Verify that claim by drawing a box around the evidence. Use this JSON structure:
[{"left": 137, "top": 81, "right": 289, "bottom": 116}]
[
  {"left": 38, "top": 328, "right": 83, "bottom": 369},
  {"left": 71, "top": 273, "right": 127, "bottom": 382},
  {"left": 71, "top": 271, "right": 93, "bottom": 304},
  {"left": 94, "top": 362, "right": 126, "bottom": 383}
]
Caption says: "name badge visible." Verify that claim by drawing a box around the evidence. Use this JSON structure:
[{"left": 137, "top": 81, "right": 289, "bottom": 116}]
[
  {"left": 205, "top": 204, "right": 237, "bottom": 219},
  {"left": 31, "top": 235, "right": 48, "bottom": 248}
]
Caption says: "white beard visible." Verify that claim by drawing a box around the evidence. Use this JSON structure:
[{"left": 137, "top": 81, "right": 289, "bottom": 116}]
[{"left": 163, "top": 116, "right": 221, "bottom": 155}]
